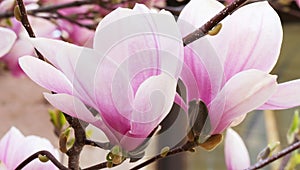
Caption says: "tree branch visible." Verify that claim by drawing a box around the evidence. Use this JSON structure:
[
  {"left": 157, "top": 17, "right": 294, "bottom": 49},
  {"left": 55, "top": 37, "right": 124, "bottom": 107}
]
[
  {"left": 183, "top": 0, "right": 248, "bottom": 46},
  {"left": 65, "top": 116, "right": 87, "bottom": 169},
  {"left": 246, "top": 140, "right": 300, "bottom": 170},
  {"left": 16, "top": 0, "right": 44, "bottom": 60},
  {"left": 15, "top": 150, "right": 69, "bottom": 170},
  {"left": 130, "top": 141, "right": 197, "bottom": 170}
]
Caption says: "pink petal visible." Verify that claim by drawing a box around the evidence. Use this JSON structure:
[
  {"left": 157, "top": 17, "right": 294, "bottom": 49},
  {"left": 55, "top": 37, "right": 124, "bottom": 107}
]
[
  {"left": 93, "top": 3, "right": 183, "bottom": 82},
  {"left": 225, "top": 128, "right": 250, "bottom": 170},
  {"left": 0, "top": 27, "right": 16, "bottom": 57},
  {"left": 0, "top": 127, "right": 24, "bottom": 169},
  {"left": 209, "top": 2, "right": 283, "bottom": 80},
  {"left": 15, "top": 136, "right": 59, "bottom": 170},
  {"left": 0, "top": 127, "right": 59, "bottom": 170},
  {"left": 30, "top": 38, "right": 100, "bottom": 108},
  {"left": 259, "top": 79, "right": 300, "bottom": 110},
  {"left": 30, "top": 38, "right": 85, "bottom": 74},
  {"left": 180, "top": 37, "right": 225, "bottom": 104},
  {"left": 209, "top": 69, "right": 277, "bottom": 133},
  {"left": 43, "top": 93, "right": 119, "bottom": 145},
  {"left": 119, "top": 73, "right": 177, "bottom": 151},
  {"left": 131, "top": 73, "right": 177, "bottom": 134},
  {"left": 1, "top": 39, "right": 33, "bottom": 77},
  {"left": 44, "top": 93, "right": 98, "bottom": 125},
  {"left": 19, "top": 56, "right": 72, "bottom": 94}
]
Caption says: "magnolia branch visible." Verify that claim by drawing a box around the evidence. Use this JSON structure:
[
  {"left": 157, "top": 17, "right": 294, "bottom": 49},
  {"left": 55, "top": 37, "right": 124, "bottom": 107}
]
[
  {"left": 15, "top": 150, "right": 69, "bottom": 170},
  {"left": 16, "top": 0, "right": 44, "bottom": 60},
  {"left": 130, "top": 141, "right": 198, "bottom": 170},
  {"left": 246, "top": 140, "right": 300, "bottom": 170},
  {"left": 183, "top": 0, "right": 248, "bottom": 45}
]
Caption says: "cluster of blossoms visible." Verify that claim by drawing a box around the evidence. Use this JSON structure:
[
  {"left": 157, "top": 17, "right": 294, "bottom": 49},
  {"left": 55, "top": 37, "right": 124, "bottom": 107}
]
[{"left": 1, "top": 0, "right": 300, "bottom": 169}]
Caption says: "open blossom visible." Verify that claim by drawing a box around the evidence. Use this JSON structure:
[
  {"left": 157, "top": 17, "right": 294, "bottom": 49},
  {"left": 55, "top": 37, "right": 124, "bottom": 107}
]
[
  {"left": 178, "top": 0, "right": 300, "bottom": 134},
  {"left": 225, "top": 128, "right": 250, "bottom": 170},
  {"left": 0, "top": 127, "right": 59, "bottom": 170},
  {"left": 0, "top": 27, "right": 16, "bottom": 57},
  {"left": 19, "top": 4, "right": 183, "bottom": 152}
]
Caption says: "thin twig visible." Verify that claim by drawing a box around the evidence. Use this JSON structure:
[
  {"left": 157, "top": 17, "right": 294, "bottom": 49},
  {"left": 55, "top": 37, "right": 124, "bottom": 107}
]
[
  {"left": 183, "top": 0, "right": 248, "bottom": 45},
  {"left": 246, "top": 140, "right": 300, "bottom": 170},
  {"left": 15, "top": 150, "right": 69, "bottom": 170},
  {"left": 85, "top": 139, "right": 113, "bottom": 149},
  {"left": 130, "top": 141, "right": 197, "bottom": 170},
  {"left": 55, "top": 12, "right": 97, "bottom": 30},
  {"left": 16, "top": 0, "right": 44, "bottom": 60},
  {"left": 65, "top": 116, "right": 87, "bottom": 169}
]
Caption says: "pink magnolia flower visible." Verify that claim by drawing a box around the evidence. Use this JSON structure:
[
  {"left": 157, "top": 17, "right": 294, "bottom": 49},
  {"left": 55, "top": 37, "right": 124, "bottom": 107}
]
[
  {"left": 0, "top": 27, "right": 16, "bottom": 57},
  {"left": 19, "top": 4, "right": 183, "bottom": 152},
  {"left": 0, "top": 127, "right": 59, "bottom": 170},
  {"left": 225, "top": 128, "right": 250, "bottom": 170},
  {"left": 178, "top": 0, "right": 300, "bottom": 135},
  {"left": 297, "top": 0, "right": 300, "bottom": 7}
]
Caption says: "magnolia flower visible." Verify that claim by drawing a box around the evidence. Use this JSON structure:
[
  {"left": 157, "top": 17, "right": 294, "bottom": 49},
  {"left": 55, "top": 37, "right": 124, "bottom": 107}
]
[
  {"left": 19, "top": 4, "right": 183, "bottom": 152},
  {"left": 0, "top": 127, "right": 59, "bottom": 170},
  {"left": 0, "top": 27, "right": 16, "bottom": 57},
  {"left": 225, "top": 128, "right": 250, "bottom": 170},
  {"left": 178, "top": 0, "right": 300, "bottom": 135}
]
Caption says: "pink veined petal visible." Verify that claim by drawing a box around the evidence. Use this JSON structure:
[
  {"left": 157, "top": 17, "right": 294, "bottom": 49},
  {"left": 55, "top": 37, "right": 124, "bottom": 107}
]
[
  {"left": 0, "top": 127, "right": 24, "bottom": 169},
  {"left": 19, "top": 56, "right": 72, "bottom": 94},
  {"left": 225, "top": 128, "right": 250, "bottom": 170},
  {"left": 131, "top": 73, "right": 177, "bottom": 134},
  {"left": 120, "top": 73, "right": 177, "bottom": 151},
  {"left": 0, "top": 27, "right": 16, "bottom": 57},
  {"left": 208, "top": 1, "right": 283, "bottom": 80},
  {"left": 180, "top": 37, "right": 224, "bottom": 104},
  {"left": 44, "top": 93, "right": 120, "bottom": 145},
  {"left": 93, "top": 3, "right": 183, "bottom": 81},
  {"left": 29, "top": 38, "right": 85, "bottom": 74},
  {"left": 259, "top": 79, "right": 300, "bottom": 110},
  {"left": 44, "top": 93, "right": 96, "bottom": 123},
  {"left": 30, "top": 38, "right": 101, "bottom": 108},
  {"left": 209, "top": 69, "right": 278, "bottom": 134},
  {"left": 177, "top": 0, "right": 224, "bottom": 37}
]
